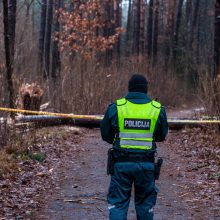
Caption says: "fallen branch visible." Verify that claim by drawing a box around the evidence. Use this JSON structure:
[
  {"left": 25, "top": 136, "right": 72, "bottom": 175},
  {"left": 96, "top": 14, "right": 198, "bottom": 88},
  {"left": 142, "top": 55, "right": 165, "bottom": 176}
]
[
  {"left": 16, "top": 116, "right": 220, "bottom": 129},
  {"left": 1, "top": 113, "right": 220, "bottom": 130},
  {"left": 16, "top": 115, "right": 101, "bottom": 128}
]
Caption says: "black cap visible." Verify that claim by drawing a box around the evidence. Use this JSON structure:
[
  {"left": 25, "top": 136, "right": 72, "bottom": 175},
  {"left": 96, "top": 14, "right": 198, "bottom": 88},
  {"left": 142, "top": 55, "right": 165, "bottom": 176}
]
[{"left": 128, "top": 74, "right": 148, "bottom": 93}]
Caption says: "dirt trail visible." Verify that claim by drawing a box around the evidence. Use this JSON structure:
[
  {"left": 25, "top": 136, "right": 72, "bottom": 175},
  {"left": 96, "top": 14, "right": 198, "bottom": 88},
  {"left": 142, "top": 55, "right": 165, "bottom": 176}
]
[{"left": 34, "top": 129, "right": 208, "bottom": 220}]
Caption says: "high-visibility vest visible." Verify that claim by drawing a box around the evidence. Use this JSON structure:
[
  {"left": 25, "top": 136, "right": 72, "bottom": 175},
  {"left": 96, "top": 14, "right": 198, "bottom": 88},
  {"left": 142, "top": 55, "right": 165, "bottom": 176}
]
[{"left": 116, "top": 98, "right": 161, "bottom": 150}]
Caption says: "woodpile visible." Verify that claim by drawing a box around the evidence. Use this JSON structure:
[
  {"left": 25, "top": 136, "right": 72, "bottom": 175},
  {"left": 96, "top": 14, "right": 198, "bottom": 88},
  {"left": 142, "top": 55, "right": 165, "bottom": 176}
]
[{"left": 18, "top": 83, "right": 43, "bottom": 112}]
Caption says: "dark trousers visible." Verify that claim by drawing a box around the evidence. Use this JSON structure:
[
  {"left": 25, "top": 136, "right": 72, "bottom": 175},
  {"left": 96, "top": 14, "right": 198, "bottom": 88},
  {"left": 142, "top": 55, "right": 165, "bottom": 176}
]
[{"left": 107, "top": 162, "right": 158, "bottom": 220}]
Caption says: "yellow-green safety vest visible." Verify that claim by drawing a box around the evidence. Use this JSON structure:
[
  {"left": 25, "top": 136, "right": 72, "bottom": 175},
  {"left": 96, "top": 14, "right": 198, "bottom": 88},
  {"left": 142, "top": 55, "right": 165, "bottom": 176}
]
[{"left": 116, "top": 98, "right": 161, "bottom": 150}]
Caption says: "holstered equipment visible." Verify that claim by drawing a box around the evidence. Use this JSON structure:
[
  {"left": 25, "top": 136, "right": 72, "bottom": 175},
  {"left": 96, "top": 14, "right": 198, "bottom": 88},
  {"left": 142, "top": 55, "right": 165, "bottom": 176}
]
[
  {"left": 107, "top": 148, "right": 115, "bottom": 175},
  {"left": 154, "top": 158, "right": 163, "bottom": 180},
  {"left": 114, "top": 157, "right": 154, "bottom": 163}
]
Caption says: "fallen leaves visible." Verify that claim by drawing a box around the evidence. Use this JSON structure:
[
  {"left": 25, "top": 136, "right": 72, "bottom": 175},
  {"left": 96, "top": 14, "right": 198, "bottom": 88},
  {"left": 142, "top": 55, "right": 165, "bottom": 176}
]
[
  {"left": 166, "top": 126, "right": 220, "bottom": 218},
  {"left": 0, "top": 126, "right": 84, "bottom": 219}
]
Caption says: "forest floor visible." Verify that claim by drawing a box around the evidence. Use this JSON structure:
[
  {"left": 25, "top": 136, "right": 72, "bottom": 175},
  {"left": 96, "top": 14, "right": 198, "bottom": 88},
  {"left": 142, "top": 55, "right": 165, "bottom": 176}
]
[{"left": 0, "top": 114, "right": 220, "bottom": 220}]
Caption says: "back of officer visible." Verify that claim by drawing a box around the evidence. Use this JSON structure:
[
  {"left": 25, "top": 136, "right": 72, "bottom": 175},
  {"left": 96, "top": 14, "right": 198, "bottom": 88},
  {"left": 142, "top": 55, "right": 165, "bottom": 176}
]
[{"left": 100, "top": 74, "right": 168, "bottom": 220}]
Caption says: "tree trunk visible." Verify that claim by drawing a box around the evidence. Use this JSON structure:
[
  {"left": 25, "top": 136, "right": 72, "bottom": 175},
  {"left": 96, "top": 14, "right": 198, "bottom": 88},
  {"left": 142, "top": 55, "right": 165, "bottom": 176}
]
[
  {"left": 173, "top": 0, "right": 184, "bottom": 60},
  {"left": 147, "top": 0, "right": 154, "bottom": 58},
  {"left": 44, "top": 0, "right": 54, "bottom": 78},
  {"left": 194, "top": 0, "right": 201, "bottom": 64},
  {"left": 38, "top": 0, "right": 47, "bottom": 76},
  {"left": 133, "top": 0, "right": 141, "bottom": 55},
  {"left": 139, "top": 0, "right": 145, "bottom": 55},
  {"left": 125, "top": 0, "right": 132, "bottom": 55},
  {"left": 215, "top": 0, "right": 220, "bottom": 76},
  {"left": 103, "top": 1, "right": 114, "bottom": 65},
  {"left": 51, "top": 0, "right": 62, "bottom": 79},
  {"left": 152, "top": 0, "right": 159, "bottom": 65},
  {"left": 114, "top": 0, "right": 121, "bottom": 59},
  {"left": 164, "top": 0, "right": 176, "bottom": 66},
  {"left": 8, "top": 0, "right": 17, "bottom": 61},
  {"left": 160, "top": 0, "right": 165, "bottom": 32},
  {"left": 3, "top": 0, "right": 16, "bottom": 110},
  {"left": 185, "top": 0, "right": 192, "bottom": 27},
  {"left": 190, "top": 0, "right": 200, "bottom": 49}
]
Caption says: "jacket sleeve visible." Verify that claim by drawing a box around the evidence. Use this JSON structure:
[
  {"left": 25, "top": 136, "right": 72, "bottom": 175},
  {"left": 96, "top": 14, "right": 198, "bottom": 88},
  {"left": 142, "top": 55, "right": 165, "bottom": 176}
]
[
  {"left": 154, "top": 107, "right": 168, "bottom": 142},
  {"left": 100, "top": 103, "right": 118, "bottom": 144}
]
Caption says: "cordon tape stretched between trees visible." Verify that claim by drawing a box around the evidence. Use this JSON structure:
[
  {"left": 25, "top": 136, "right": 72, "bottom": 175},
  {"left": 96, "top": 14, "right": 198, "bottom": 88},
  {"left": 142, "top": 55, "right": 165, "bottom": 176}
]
[{"left": 0, "top": 107, "right": 220, "bottom": 124}]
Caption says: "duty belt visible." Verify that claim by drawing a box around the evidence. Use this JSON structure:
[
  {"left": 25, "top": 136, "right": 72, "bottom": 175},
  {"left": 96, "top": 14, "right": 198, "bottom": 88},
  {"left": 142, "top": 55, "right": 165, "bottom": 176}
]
[{"left": 114, "top": 156, "right": 154, "bottom": 163}]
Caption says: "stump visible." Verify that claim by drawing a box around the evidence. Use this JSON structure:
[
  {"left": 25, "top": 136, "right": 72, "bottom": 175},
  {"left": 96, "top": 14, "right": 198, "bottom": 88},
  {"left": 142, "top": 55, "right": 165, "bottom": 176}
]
[{"left": 18, "top": 83, "right": 43, "bottom": 112}]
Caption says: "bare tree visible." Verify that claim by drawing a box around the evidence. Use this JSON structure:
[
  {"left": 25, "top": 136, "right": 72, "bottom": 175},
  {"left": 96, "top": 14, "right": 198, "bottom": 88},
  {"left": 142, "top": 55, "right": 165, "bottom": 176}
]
[
  {"left": 103, "top": 0, "right": 114, "bottom": 65},
  {"left": 125, "top": 0, "right": 132, "bottom": 55},
  {"left": 164, "top": 0, "right": 176, "bottom": 65},
  {"left": 190, "top": 0, "right": 200, "bottom": 49},
  {"left": 147, "top": 0, "right": 154, "bottom": 58},
  {"left": 215, "top": 0, "right": 220, "bottom": 76},
  {"left": 152, "top": 0, "right": 159, "bottom": 65},
  {"left": 38, "top": 0, "right": 47, "bottom": 76},
  {"left": 3, "top": 0, "right": 17, "bottom": 109},
  {"left": 173, "top": 0, "right": 184, "bottom": 60},
  {"left": 139, "top": 0, "right": 145, "bottom": 55},
  {"left": 44, "top": 0, "right": 54, "bottom": 78},
  {"left": 185, "top": 0, "right": 192, "bottom": 27},
  {"left": 114, "top": 0, "right": 121, "bottom": 59},
  {"left": 133, "top": 0, "right": 141, "bottom": 55},
  {"left": 51, "top": 0, "right": 62, "bottom": 79}
]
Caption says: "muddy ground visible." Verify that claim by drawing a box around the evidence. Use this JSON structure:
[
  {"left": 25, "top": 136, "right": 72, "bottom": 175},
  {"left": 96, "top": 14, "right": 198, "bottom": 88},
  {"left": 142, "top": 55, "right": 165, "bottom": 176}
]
[{"left": 32, "top": 128, "right": 219, "bottom": 220}]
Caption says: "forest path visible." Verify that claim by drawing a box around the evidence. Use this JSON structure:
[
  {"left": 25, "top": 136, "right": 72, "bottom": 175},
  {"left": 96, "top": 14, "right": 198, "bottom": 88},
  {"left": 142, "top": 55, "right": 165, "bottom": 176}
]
[{"left": 34, "top": 128, "right": 213, "bottom": 220}]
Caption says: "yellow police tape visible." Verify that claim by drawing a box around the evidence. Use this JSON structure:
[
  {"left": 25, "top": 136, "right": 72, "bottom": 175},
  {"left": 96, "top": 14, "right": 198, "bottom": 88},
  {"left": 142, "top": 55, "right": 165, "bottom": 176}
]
[
  {"left": 0, "top": 107, "right": 103, "bottom": 120},
  {"left": 168, "top": 119, "right": 220, "bottom": 124},
  {"left": 1, "top": 106, "right": 220, "bottom": 124}
]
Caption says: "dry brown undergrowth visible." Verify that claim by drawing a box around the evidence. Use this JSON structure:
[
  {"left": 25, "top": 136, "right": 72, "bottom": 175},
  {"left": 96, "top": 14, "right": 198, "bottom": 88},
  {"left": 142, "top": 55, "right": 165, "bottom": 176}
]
[{"left": 0, "top": 150, "right": 17, "bottom": 179}]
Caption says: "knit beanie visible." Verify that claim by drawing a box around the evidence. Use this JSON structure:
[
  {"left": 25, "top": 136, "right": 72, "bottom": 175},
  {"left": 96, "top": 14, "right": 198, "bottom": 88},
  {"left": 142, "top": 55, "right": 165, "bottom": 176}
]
[{"left": 128, "top": 74, "right": 148, "bottom": 93}]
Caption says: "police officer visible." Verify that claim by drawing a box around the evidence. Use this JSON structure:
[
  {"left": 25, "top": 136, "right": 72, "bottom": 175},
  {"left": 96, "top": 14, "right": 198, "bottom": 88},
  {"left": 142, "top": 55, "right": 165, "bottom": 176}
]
[{"left": 100, "top": 74, "right": 168, "bottom": 220}]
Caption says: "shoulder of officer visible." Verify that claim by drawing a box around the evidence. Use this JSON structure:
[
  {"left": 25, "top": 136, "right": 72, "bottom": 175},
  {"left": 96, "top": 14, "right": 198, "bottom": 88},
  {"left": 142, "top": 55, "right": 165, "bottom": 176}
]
[
  {"left": 116, "top": 98, "right": 127, "bottom": 106},
  {"left": 107, "top": 102, "right": 117, "bottom": 118},
  {"left": 108, "top": 102, "right": 115, "bottom": 108},
  {"left": 151, "top": 100, "right": 161, "bottom": 108}
]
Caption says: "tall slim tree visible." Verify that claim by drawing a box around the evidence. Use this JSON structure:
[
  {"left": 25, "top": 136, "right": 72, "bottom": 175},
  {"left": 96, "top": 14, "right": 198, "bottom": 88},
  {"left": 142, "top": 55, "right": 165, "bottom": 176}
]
[
  {"left": 3, "top": 0, "right": 17, "bottom": 109},
  {"left": 8, "top": 0, "right": 17, "bottom": 62},
  {"left": 147, "top": 0, "right": 154, "bottom": 58},
  {"left": 173, "top": 0, "right": 184, "bottom": 60},
  {"left": 215, "top": 0, "right": 220, "bottom": 77},
  {"left": 113, "top": 0, "right": 121, "bottom": 58},
  {"left": 139, "top": 0, "right": 145, "bottom": 55},
  {"left": 44, "top": 0, "right": 54, "bottom": 78},
  {"left": 152, "top": 0, "right": 159, "bottom": 65},
  {"left": 133, "top": 0, "right": 141, "bottom": 55},
  {"left": 51, "top": 0, "right": 62, "bottom": 79},
  {"left": 185, "top": 0, "right": 192, "bottom": 27},
  {"left": 38, "top": 0, "right": 47, "bottom": 75},
  {"left": 190, "top": 0, "right": 200, "bottom": 48},
  {"left": 164, "top": 0, "right": 176, "bottom": 64},
  {"left": 103, "top": 0, "right": 114, "bottom": 65},
  {"left": 125, "top": 0, "right": 132, "bottom": 55}
]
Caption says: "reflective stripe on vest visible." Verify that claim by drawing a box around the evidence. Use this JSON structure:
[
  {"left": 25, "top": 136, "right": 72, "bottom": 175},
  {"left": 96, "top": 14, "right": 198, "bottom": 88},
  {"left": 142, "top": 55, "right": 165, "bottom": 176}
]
[
  {"left": 120, "top": 140, "right": 153, "bottom": 147},
  {"left": 119, "top": 132, "right": 153, "bottom": 139},
  {"left": 116, "top": 98, "right": 161, "bottom": 150}
]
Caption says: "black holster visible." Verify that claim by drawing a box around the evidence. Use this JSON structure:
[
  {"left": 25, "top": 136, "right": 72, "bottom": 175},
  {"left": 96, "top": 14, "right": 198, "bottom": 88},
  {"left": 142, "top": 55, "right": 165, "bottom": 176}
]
[
  {"left": 107, "top": 148, "right": 114, "bottom": 175},
  {"left": 154, "top": 158, "right": 163, "bottom": 180}
]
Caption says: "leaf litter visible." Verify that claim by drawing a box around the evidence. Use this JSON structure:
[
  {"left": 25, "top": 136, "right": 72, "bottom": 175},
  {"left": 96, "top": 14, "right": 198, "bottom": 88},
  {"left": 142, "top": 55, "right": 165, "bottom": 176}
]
[
  {"left": 166, "top": 126, "right": 220, "bottom": 218},
  {"left": 0, "top": 126, "right": 84, "bottom": 219},
  {"left": 0, "top": 124, "right": 219, "bottom": 219}
]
